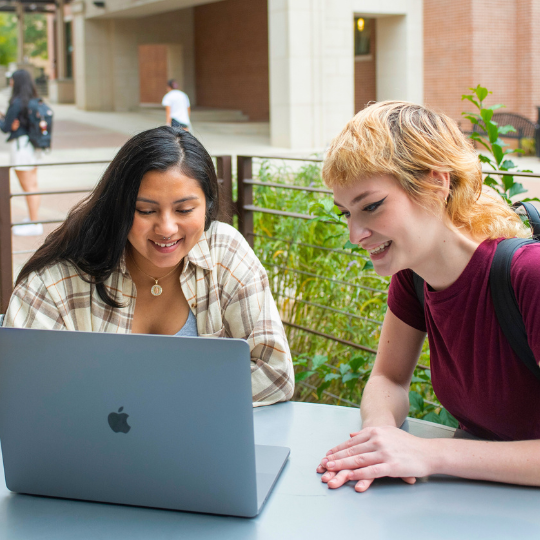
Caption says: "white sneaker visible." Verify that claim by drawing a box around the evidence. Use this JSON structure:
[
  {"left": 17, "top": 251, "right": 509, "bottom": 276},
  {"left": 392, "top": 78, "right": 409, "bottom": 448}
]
[{"left": 12, "top": 218, "right": 44, "bottom": 237}]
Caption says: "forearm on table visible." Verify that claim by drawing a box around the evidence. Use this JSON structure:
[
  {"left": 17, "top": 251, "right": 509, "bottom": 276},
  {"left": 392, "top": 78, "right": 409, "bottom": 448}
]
[
  {"left": 360, "top": 374, "right": 410, "bottom": 429},
  {"left": 429, "top": 437, "right": 540, "bottom": 486}
]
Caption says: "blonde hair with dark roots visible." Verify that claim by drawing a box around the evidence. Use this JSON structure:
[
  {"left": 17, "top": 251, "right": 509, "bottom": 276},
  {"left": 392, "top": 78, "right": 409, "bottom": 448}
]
[{"left": 322, "top": 101, "right": 530, "bottom": 239}]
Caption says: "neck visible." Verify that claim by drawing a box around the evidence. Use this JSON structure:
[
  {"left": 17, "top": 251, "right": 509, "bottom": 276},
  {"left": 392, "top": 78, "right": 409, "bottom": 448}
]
[
  {"left": 411, "top": 221, "right": 484, "bottom": 291},
  {"left": 126, "top": 247, "right": 183, "bottom": 283}
]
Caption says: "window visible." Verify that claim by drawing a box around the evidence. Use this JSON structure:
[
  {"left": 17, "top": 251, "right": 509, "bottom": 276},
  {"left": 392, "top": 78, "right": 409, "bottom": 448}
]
[{"left": 354, "top": 17, "right": 371, "bottom": 57}]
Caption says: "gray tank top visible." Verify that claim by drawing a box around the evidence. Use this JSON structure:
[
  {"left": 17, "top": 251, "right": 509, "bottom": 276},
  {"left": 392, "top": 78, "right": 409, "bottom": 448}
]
[{"left": 174, "top": 309, "right": 198, "bottom": 337}]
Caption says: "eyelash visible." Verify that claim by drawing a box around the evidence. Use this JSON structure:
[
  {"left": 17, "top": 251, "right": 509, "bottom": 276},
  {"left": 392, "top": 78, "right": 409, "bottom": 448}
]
[
  {"left": 136, "top": 209, "right": 194, "bottom": 216},
  {"left": 337, "top": 196, "right": 387, "bottom": 219},
  {"left": 363, "top": 197, "right": 387, "bottom": 213}
]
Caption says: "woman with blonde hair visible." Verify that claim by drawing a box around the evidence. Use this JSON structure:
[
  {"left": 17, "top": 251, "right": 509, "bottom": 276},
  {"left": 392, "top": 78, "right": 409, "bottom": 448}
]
[{"left": 316, "top": 101, "right": 540, "bottom": 491}]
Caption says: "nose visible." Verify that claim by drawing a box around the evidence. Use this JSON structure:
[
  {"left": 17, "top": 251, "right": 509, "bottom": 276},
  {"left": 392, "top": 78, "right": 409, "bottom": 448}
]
[
  {"left": 155, "top": 211, "right": 178, "bottom": 238},
  {"left": 348, "top": 218, "right": 371, "bottom": 246}
]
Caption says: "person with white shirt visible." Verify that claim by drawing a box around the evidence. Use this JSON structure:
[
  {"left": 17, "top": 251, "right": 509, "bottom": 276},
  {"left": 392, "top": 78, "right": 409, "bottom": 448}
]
[{"left": 162, "top": 80, "right": 191, "bottom": 131}]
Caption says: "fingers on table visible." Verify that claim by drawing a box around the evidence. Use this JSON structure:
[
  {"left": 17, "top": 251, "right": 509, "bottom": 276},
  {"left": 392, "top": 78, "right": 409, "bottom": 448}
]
[
  {"left": 324, "top": 449, "right": 379, "bottom": 472},
  {"left": 325, "top": 430, "right": 370, "bottom": 456},
  {"left": 326, "top": 470, "right": 353, "bottom": 489}
]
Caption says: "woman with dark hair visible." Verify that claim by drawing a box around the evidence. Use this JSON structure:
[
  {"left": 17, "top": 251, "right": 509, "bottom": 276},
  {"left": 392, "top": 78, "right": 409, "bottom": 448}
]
[
  {"left": 0, "top": 69, "right": 43, "bottom": 236},
  {"left": 4, "top": 126, "right": 294, "bottom": 407}
]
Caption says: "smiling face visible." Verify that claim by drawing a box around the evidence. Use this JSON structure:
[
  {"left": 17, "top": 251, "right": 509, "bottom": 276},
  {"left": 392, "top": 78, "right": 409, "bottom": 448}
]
[
  {"left": 333, "top": 174, "right": 444, "bottom": 277},
  {"left": 127, "top": 168, "right": 206, "bottom": 276}
]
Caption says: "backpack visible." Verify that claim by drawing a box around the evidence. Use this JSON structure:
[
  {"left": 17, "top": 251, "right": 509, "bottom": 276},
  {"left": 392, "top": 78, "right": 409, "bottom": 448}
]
[
  {"left": 412, "top": 201, "right": 540, "bottom": 381},
  {"left": 27, "top": 98, "right": 53, "bottom": 150}
]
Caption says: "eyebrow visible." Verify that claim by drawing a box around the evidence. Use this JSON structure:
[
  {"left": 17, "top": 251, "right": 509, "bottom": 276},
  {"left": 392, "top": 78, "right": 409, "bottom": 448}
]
[
  {"left": 136, "top": 196, "right": 199, "bottom": 204},
  {"left": 334, "top": 191, "right": 375, "bottom": 207}
]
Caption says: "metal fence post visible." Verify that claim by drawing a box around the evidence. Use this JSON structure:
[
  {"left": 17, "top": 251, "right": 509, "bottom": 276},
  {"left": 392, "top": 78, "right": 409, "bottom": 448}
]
[
  {"left": 237, "top": 156, "right": 253, "bottom": 247},
  {"left": 0, "top": 166, "right": 13, "bottom": 314},
  {"left": 216, "top": 155, "right": 234, "bottom": 225}
]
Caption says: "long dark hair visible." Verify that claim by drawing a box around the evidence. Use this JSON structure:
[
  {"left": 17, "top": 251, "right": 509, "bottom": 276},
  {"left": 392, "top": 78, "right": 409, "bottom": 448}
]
[
  {"left": 10, "top": 69, "right": 38, "bottom": 130},
  {"left": 17, "top": 127, "right": 220, "bottom": 307}
]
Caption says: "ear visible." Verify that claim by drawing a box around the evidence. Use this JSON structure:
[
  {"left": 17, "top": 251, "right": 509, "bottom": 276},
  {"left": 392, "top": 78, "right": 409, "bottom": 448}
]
[{"left": 430, "top": 171, "right": 451, "bottom": 203}]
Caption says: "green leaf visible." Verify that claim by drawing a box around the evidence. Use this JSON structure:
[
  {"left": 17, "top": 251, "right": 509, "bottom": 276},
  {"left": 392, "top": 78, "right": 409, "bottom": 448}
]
[
  {"left": 349, "top": 355, "right": 365, "bottom": 373},
  {"left": 498, "top": 125, "right": 516, "bottom": 135},
  {"left": 363, "top": 260, "right": 374, "bottom": 271},
  {"left": 499, "top": 159, "right": 515, "bottom": 171},
  {"left": 508, "top": 182, "right": 528, "bottom": 198},
  {"left": 485, "top": 121, "right": 499, "bottom": 144},
  {"left": 317, "top": 381, "right": 332, "bottom": 400},
  {"left": 422, "top": 412, "right": 443, "bottom": 425},
  {"left": 409, "top": 391, "right": 424, "bottom": 413},
  {"left": 324, "top": 373, "right": 341, "bottom": 383},
  {"left": 342, "top": 372, "right": 359, "bottom": 384},
  {"left": 343, "top": 239, "right": 359, "bottom": 251},
  {"left": 339, "top": 363, "right": 352, "bottom": 376},
  {"left": 473, "top": 85, "right": 489, "bottom": 102},
  {"left": 480, "top": 109, "right": 493, "bottom": 123},
  {"left": 478, "top": 154, "right": 493, "bottom": 164},
  {"left": 312, "top": 355, "right": 328, "bottom": 370},
  {"left": 439, "top": 409, "right": 459, "bottom": 428},
  {"left": 483, "top": 176, "right": 500, "bottom": 189},
  {"left": 486, "top": 103, "right": 505, "bottom": 111},
  {"left": 461, "top": 94, "right": 480, "bottom": 109},
  {"left": 295, "top": 370, "right": 315, "bottom": 382},
  {"left": 491, "top": 143, "right": 504, "bottom": 165},
  {"left": 502, "top": 174, "right": 515, "bottom": 192},
  {"left": 462, "top": 114, "right": 480, "bottom": 124}
]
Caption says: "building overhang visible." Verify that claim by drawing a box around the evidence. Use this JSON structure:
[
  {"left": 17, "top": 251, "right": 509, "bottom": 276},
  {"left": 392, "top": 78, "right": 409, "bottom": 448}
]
[{"left": 77, "top": 0, "right": 224, "bottom": 19}]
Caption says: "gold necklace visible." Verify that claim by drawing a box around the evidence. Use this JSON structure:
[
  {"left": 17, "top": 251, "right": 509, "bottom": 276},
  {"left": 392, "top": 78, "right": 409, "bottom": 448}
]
[{"left": 129, "top": 254, "right": 181, "bottom": 297}]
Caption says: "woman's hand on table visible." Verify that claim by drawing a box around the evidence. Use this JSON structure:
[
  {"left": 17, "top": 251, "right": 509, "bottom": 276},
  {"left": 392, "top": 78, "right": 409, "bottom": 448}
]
[{"left": 317, "top": 426, "right": 434, "bottom": 492}]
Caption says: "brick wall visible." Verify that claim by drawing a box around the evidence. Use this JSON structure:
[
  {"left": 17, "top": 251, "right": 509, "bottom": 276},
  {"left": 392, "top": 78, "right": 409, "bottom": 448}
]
[
  {"left": 194, "top": 0, "right": 269, "bottom": 121},
  {"left": 424, "top": 0, "right": 540, "bottom": 125},
  {"left": 354, "top": 19, "right": 376, "bottom": 113},
  {"left": 138, "top": 44, "right": 168, "bottom": 104}
]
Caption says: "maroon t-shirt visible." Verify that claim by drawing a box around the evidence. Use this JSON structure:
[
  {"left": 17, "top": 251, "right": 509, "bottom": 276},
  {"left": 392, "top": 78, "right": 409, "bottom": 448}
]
[{"left": 388, "top": 239, "right": 540, "bottom": 441}]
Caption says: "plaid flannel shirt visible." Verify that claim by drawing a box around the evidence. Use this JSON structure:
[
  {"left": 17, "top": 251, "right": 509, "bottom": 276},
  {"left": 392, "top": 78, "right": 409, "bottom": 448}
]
[{"left": 4, "top": 221, "right": 294, "bottom": 407}]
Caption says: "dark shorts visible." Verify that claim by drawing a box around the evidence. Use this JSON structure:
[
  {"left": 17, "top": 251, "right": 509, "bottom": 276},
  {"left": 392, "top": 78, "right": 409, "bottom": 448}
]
[{"left": 171, "top": 119, "right": 189, "bottom": 130}]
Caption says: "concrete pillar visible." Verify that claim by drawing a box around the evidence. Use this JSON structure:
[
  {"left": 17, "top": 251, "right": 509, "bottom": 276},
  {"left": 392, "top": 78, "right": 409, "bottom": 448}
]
[
  {"left": 268, "top": 0, "right": 354, "bottom": 149},
  {"left": 376, "top": 13, "right": 423, "bottom": 104},
  {"left": 16, "top": 2, "right": 24, "bottom": 64},
  {"left": 56, "top": 0, "right": 66, "bottom": 79}
]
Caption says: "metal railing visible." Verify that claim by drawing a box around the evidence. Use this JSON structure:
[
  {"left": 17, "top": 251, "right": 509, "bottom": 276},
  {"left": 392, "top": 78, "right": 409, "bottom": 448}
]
[
  {"left": 0, "top": 156, "right": 233, "bottom": 313},
  {"left": 235, "top": 155, "right": 540, "bottom": 399}
]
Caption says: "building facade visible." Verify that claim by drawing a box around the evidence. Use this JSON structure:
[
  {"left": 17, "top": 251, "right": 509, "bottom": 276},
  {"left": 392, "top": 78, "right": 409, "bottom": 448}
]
[{"left": 55, "top": 0, "right": 540, "bottom": 148}]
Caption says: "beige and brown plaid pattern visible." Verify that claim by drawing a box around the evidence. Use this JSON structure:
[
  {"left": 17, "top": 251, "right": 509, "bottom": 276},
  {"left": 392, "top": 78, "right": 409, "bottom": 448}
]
[{"left": 4, "top": 222, "right": 294, "bottom": 407}]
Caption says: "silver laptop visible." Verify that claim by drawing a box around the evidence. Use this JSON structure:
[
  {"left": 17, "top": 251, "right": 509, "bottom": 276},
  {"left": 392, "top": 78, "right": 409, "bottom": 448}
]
[{"left": 0, "top": 327, "right": 289, "bottom": 518}]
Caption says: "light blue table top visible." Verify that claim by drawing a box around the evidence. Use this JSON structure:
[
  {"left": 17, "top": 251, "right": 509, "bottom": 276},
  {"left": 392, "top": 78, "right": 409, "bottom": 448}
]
[{"left": 0, "top": 401, "right": 539, "bottom": 539}]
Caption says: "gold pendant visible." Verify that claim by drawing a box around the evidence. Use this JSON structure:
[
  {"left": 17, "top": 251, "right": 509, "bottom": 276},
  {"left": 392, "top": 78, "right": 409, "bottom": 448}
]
[{"left": 151, "top": 283, "right": 163, "bottom": 296}]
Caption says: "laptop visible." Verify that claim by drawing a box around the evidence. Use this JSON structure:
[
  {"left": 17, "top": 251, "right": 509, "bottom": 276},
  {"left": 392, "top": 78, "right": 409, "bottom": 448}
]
[{"left": 0, "top": 327, "right": 289, "bottom": 518}]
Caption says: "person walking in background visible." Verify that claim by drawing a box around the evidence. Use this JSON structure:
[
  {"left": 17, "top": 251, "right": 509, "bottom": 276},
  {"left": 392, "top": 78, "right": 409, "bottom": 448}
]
[
  {"left": 162, "top": 79, "right": 191, "bottom": 131},
  {"left": 0, "top": 70, "right": 43, "bottom": 236}
]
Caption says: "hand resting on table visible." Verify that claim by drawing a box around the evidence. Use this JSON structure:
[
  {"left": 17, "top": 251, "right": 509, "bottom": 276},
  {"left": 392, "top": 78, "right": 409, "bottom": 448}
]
[{"left": 317, "top": 425, "right": 433, "bottom": 492}]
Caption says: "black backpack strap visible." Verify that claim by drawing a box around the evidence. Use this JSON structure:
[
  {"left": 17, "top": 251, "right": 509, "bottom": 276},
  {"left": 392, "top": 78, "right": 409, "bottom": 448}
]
[
  {"left": 411, "top": 271, "right": 425, "bottom": 309},
  {"left": 489, "top": 238, "right": 540, "bottom": 381},
  {"left": 512, "top": 201, "right": 540, "bottom": 238}
]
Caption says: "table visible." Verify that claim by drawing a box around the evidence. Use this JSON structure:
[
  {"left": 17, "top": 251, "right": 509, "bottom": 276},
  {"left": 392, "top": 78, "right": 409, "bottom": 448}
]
[{"left": 0, "top": 401, "right": 539, "bottom": 539}]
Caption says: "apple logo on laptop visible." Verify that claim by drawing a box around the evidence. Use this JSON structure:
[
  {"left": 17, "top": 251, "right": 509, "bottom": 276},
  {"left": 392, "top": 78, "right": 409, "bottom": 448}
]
[{"left": 108, "top": 407, "right": 131, "bottom": 433}]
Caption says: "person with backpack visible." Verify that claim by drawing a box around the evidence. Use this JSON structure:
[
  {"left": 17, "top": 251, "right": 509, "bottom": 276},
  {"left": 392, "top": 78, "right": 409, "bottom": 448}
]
[
  {"left": 0, "top": 69, "right": 46, "bottom": 236},
  {"left": 316, "top": 101, "right": 540, "bottom": 491}
]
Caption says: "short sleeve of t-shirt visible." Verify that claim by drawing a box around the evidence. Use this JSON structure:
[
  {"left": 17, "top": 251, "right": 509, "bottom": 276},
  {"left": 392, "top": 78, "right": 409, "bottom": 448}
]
[{"left": 388, "top": 269, "right": 427, "bottom": 332}]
